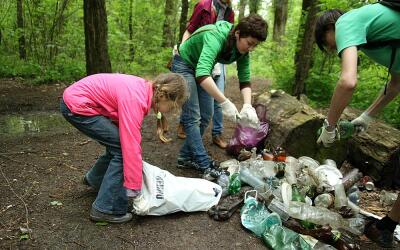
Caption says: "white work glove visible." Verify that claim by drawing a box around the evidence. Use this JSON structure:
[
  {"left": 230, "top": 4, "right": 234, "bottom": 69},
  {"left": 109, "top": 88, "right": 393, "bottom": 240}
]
[
  {"left": 132, "top": 193, "right": 150, "bottom": 216},
  {"left": 317, "top": 119, "right": 338, "bottom": 147},
  {"left": 220, "top": 99, "right": 240, "bottom": 122},
  {"left": 239, "top": 104, "right": 260, "bottom": 128},
  {"left": 351, "top": 112, "right": 372, "bottom": 134}
]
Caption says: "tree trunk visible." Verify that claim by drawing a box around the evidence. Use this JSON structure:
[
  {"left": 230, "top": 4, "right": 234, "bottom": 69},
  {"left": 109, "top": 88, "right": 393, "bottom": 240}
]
[
  {"left": 272, "top": 0, "right": 288, "bottom": 43},
  {"left": 162, "top": 0, "right": 177, "bottom": 48},
  {"left": 292, "top": 0, "right": 319, "bottom": 98},
  {"left": 249, "top": 0, "right": 260, "bottom": 14},
  {"left": 17, "top": 0, "right": 26, "bottom": 60},
  {"left": 128, "top": 0, "right": 134, "bottom": 61},
  {"left": 239, "top": 0, "right": 247, "bottom": 21},
  {"left": 83, "top": 0, "right": 112, "bottom": 75},
  {"left": 178, "top": 0, "right": 189, "bottom": 42}
]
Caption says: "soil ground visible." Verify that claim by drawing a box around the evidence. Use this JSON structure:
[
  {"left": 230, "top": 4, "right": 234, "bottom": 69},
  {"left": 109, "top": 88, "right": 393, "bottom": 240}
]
[{"left": 0, "top": 77, "right": 395, "bottom": 249}]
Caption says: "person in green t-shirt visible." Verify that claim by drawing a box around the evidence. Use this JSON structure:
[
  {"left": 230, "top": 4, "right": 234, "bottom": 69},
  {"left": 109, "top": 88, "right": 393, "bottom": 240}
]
[
  {"left": 172, "top": 14, "right": 268, "bottom": 178},
  {"left": 315, "top": 4, "right": 400, "bottom": 248}
]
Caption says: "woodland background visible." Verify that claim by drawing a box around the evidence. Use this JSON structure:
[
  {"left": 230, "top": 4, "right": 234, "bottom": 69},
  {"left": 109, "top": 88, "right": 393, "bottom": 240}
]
[{"left": 0, "top": 0, "right": 398, "bottom": 127}]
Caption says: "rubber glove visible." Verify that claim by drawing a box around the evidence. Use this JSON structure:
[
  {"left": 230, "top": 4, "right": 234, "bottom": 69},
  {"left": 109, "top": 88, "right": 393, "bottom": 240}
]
[
  {"left": 317, "top": 119, "right": 338, "bottom": 147},
  {"left": 220, "top": 99, "right": 240, "bottom": 122},
  {"left": 132, "top": 193, "right": 150, "bottom": 216},
  {"left": 351, "top": 112, "right": 372, "bottom": 133},
  {"left": 240, "top": 103, "right": 260, "bottom": 128}
]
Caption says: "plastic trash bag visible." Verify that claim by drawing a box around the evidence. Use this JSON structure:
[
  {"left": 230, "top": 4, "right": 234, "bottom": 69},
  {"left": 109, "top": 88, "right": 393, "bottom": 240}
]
[
  {"left": 227, "top": 104, "right": 269, "bottom": 157},
  {"left": 240, "top": 190, "right": 281, "bottom": 237},
  {"left": 133, "top": 161, "right": 222, "bottom": 216}
]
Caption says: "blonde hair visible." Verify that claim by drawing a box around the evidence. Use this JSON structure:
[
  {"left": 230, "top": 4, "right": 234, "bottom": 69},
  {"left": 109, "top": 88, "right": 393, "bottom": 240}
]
[
  {"left": 153, "top": 73, "right": 188, "bottom": 110},
  {"left": 153, "top": 73, "right": 188, "bottom": 143}
]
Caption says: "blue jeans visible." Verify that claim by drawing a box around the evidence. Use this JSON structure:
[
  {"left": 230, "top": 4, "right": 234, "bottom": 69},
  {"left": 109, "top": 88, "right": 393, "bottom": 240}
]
[
  {"left": 179, "top": 64, "right": 225, "bottom": 137},
  {"left": 172, "top": 55, "right": 213, "bottom": 169},
  {"left": 212, "top": 64, "right": 225, "bottom": 137},
  {"left": 60, "top": 99, "right": 128, "bottom": 215}
]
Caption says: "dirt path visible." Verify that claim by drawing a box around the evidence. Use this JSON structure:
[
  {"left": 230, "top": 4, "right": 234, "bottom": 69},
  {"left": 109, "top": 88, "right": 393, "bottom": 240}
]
[{"left": 0, "top": 77, "right": 273, "bottom": 249}]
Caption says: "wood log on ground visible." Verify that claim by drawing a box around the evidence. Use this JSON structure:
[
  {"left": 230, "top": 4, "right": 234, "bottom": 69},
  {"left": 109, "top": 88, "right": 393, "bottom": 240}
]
[{"left": 255, "top": 90, "right": 400, "bottom": 187}]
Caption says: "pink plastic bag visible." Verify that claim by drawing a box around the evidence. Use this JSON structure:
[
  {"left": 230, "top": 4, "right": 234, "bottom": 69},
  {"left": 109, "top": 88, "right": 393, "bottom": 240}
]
[{"left": 226, "top": 104, "right": 269, "bottom": 157}]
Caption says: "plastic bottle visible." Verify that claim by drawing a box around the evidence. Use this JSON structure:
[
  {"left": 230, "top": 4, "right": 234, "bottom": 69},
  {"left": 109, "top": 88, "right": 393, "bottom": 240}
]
[
  {"left": 347, "top": 185, "right": 360, "bottom": 205},
  {"left": 334, "top": 181, "right": 348, "bottom": 208},
  {"left": 337, "top": 120, "right": 355, "bottom": 139},
  {"left": 285, "top": 161, "right": 297, "bottom": 185},
  {"left": 228, "top": 173, "right": 241, "bottom": 195},
  {"left": 342, "top": 168, "right": 363, "bottom": 190},
  {"left": 323, "top": 159, "right": 337, "bottom": 168},
  {"left": 274, "top": 162, "right": 286, "bottom": 178},
  {"left": 288, "top": 201, "right": 348, "bottom": 229},
  {"left": 217, "top": 173, "right": 230, "bottom": 197},
  {"left": 258, "top": 161, "right": 277, "bottom": 178},
  {"left": 267, "top": 198, "right": 290, "bottom": 221},
  {"left": 239, "top": 166, "right": 265, "bottom": 190},
  {"left": 314, "top": 193, "right": 334, "bottom": 208},
  {"left": 292, "top": 185, "right": 315, "bottom": 229},
  {"left": 380, "top": 190, "right": 398, "bottom": 207},
  {"left": 240, "top": 190, "right": 280, "bottom": 237}
]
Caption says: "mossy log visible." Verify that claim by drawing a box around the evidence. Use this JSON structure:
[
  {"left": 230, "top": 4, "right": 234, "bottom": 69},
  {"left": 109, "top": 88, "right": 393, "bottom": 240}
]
[{"left": 255, "top": 90, "right": 400, "bottom": 187}]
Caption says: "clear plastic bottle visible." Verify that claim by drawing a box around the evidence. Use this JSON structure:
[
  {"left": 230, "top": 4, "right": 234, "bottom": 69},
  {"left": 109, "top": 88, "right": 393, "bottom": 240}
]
[
  {"left": 380, "top": 190, "right": 398, "bottom": 207},
  {"left": 217, "top": 173, "right": 230, "bottom": 197},
  {"left": 342, "top": 168, "right": 362, "bottom": 190},
  {"left": 267, "top": 198, "right": 290, "bottom": 221},
  {"left": 239, "top": 166, "right": 265, "bottom": 190},
  {"left": 288, "top": 201, "right": 348, "bottom": 229},
  {"left": 347, "top": 185, "right": 360, "bottom": 205},
  {"left": 334, "top": 181, "right": 348, "bottom": 208}
]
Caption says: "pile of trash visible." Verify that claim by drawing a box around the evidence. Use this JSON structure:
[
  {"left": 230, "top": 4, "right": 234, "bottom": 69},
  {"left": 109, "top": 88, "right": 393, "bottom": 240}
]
[{"left": 208, "top": 147, "right": 398, "bottom": 249}]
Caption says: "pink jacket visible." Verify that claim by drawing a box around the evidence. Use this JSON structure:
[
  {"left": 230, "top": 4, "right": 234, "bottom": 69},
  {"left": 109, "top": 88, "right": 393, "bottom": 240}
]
[{"left": 63, "top": 73, "right": 153, "bottom": 190}]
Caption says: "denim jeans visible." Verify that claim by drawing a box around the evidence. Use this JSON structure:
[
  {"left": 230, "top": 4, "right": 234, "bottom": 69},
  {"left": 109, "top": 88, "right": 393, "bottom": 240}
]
[
  {"left": 211, "top": 64, "right": 225, "bottom": 137},
  {"left": 179, "top": 64, "right": 225, "bottom": 137},
  {"left": 172, "top": 55, "right": 213, "bottom": 169},
  {"left": 60, "top": 99, "right": 128, "bottom": 215}
]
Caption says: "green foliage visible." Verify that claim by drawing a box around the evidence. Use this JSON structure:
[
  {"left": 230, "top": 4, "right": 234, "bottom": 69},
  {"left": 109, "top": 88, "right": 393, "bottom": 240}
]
[{"left": 0, "top": 0, "right": 398, "bottom": 127}]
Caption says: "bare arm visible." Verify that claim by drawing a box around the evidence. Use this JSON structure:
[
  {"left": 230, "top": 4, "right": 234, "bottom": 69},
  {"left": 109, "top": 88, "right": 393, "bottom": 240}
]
[
  {"left": 240, "top": 86, "right": 252, "bottom": 105},
  {"left": 327, "top": 46, "right": 358, "bottom": 126},
  {"left": 364, "top": 73, "right": 400, "bottom": 116},
  {"left": 199, "top": 77, "right": 226, "bottom": 102}
]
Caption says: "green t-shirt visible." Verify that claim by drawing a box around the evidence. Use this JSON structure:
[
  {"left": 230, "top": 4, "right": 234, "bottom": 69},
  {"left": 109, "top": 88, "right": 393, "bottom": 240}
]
[
  {"left": 335, "top": 3, "right": 400, "bottom": 73},
  {"left": 179, "top": 21, "right": 250, "bottom": 84}
]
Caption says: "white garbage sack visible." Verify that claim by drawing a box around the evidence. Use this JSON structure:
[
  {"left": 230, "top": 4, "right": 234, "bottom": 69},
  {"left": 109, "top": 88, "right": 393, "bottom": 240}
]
[{"left": 133, "top": 161, "right": 222, "bottom": 216}]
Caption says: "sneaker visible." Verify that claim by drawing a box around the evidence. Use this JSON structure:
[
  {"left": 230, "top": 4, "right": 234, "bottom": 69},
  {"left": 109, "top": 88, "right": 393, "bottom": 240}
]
[
  {"left": 212, "top": 135, "right": 228, "bottom": 149},
  {"left": 177, "top": 123, "right": 186, "bottom": 139},
  {"left": 177, "top": 157, "right": 200, "bottom": 169},
  {"left": 364, "top": 220, "right": 394, "bottom": 248},
  {"left": 202, "top": 162, "right": 227, "bottom": 181},
  {"left": 89, "top": 207, "right": 132, "bottom": 223}
]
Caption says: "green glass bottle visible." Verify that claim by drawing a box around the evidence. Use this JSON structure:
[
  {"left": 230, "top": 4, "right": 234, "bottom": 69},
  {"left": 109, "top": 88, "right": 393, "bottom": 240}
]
[
  {"left": 337, "top": 120, "right": 354, "bottom": 139},
  {"left": 228, "top": 173, "right": 241, "bottom": 195}
]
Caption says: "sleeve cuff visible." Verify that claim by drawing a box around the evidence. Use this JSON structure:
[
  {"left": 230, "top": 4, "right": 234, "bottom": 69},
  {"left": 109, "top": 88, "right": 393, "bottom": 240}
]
[{"left": 239, "top": 82, "right": 251, "bottom": 90}]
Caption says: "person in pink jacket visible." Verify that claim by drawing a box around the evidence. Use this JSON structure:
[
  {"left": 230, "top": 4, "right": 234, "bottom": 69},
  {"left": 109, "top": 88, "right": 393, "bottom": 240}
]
[{"left": 60, "top": 73, "right": 187, "bottom": 223}]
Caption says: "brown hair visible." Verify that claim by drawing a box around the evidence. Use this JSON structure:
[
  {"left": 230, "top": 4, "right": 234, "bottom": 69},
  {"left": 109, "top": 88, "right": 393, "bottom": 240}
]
[
  {"left": 153, "top": 73, "right": 188, "bottom": 110},
  {"left": 315, "top": 9, "right": 344, "bottom": 52},
  {"left": 222, "top": 14, "right": 268, "bottom": 60}
]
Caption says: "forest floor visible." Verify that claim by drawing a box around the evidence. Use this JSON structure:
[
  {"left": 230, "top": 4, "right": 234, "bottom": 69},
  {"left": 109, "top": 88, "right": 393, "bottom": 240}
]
[{"left": 0, "top": 77, "right": 395, "bottom": 249}]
